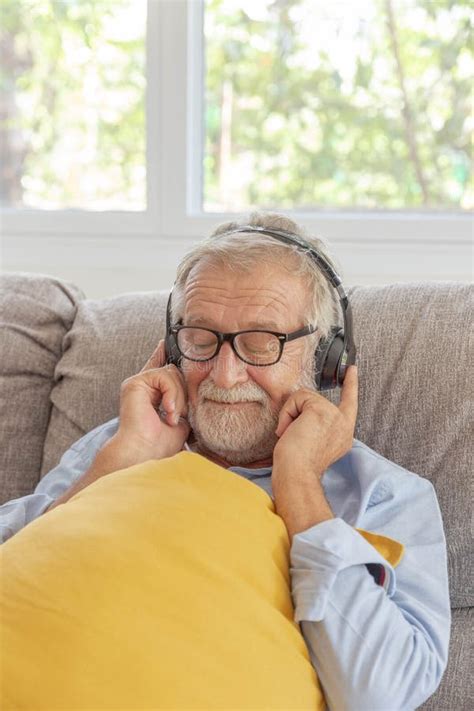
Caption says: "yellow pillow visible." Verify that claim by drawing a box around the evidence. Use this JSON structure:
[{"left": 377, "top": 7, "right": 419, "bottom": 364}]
[{"left": 1, "top": 452, "right": 325, "bottom": 710}]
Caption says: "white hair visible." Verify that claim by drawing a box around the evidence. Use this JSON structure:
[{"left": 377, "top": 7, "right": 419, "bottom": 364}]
[{"left": 171, "top": 211, "right": 340, "bottom": 344}]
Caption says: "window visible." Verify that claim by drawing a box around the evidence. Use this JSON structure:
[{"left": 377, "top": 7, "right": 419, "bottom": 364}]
[
  {"left": 203, "top": 0, "right": 472, "bottom": 213},
  {"left": 1, "top": 0, "right": 146, "bottom": 211},
  {"left": 1, "top": 0, "right": 472, "bottom": 250}
]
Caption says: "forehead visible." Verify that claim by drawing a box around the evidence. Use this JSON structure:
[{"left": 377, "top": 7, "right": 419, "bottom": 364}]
[{"left": 182, "top": 259, "right": 308, "bottom": 329}]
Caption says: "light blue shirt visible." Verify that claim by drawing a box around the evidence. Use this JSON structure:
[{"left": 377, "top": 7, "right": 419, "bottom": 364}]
[{"left": 0, "top": 417, "right": 450, "bottom": 711}]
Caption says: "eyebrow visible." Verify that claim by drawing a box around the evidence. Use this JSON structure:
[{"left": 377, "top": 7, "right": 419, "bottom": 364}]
[{"left": 186, "top": 317, "right": 283, "bottom": 331}]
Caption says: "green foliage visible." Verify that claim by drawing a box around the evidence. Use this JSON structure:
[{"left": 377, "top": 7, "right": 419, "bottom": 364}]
[
  {"left": 1, "top": 0, "right": 471, "bottom": 212},
  {"left": 204, "top": 0, "right": 473, "bottom": 210},
  {"left": 0, "top": 0, "right": 145, "bottom": 208}
]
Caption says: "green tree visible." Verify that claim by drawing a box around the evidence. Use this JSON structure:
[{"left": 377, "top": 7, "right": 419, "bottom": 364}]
[
  {"left": 204, "top": 0, "right": 472, "bottom": 210},
  {"left": 0, "top": 0, "right": 145, "bottom": 208}
]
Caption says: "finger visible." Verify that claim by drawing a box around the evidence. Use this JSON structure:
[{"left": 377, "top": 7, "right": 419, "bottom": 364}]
[
  {"left": 140, "top": 340, "right": 166, "bottom": 373},
  {"left": 123, "top": 367, "right": 187, "bottom": 426},
  {"left": 339, "top": 365, "right": 358, "bottom": 423},
  {"left": 150, "top": 364, "right": 188, "bottom": 425},
  {"left": 158, "top": 366, "right": 188, "bottom": 424},
  {"left": 275, "top": 390, "right": 319, "bottom": 437},
  {"left": 159, "top": 410, "right": 190, "bottom": 432}
]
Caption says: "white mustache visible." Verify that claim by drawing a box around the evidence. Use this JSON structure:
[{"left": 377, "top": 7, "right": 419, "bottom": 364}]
[{"left": 197, "top": 379, "right": 267, "bottom": 404}]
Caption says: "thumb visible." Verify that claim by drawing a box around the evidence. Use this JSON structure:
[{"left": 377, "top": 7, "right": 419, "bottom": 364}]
[
  {"left": 140, "top": 339, "right": 166, "bottom": 372},
  {"left": 339, "top": 364, "right": 358, "bottom": 422}
]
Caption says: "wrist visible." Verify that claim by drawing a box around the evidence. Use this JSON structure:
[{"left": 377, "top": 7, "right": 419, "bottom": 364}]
[
  {"left": 98, "top": 432, "right": 157, "bottom": 471},
  {"left": 272, "top": 453, "right": 325, "bottom": 487},
  {"left": 272, "top": 466, "right": 333, "bottom": 542}
]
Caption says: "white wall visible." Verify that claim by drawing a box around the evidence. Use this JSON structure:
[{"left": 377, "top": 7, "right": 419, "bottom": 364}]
[
  {"left": 2, "top": 0, "right": 472, "bottom": 298},
  {"left": 1, "top": 232, "right": 472, "bottom": 299}
]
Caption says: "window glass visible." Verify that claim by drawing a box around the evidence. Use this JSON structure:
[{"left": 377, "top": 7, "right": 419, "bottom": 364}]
[
  {"left": 203, "top": 0, "right": 473, "bottom": 212},
  {"left": 1, "top": 0, "right": 146, "bottom": 210}
]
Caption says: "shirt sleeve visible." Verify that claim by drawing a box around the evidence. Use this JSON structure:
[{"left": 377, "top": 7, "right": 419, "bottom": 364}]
[
  {"left": 290, "top": 476, "right": 451, "bottom": 711},
  {"left": 0, "top": 417, "right": 119, "bottom": 544}
]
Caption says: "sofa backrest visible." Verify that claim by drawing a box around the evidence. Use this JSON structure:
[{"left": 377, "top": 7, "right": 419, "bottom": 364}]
[
  {"left": 0, "top": 273, "right": 471, "bottom": 609},
  {"left": 0, "top": 273, "right": 85, "bottom": 503}
]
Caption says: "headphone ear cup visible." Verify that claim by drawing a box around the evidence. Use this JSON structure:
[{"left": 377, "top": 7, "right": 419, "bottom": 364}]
[
  {"left": 164, "top": 291, "right": 182, "bottom": 367},
  {"left": 315, "top": 327, "right": 345, "bottom": 391},
  {"left": 164, "top": 332, "right": 181, "bottom": 367}
]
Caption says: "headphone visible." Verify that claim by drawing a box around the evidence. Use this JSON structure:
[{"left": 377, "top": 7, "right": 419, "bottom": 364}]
[{"left": 165, "top": 226, "right": 356, "bottom": 390}]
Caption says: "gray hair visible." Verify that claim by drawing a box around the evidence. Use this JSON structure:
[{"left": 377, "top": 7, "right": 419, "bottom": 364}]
[{"left": 171, "top": 211, "right": 340, "bottom": 342}]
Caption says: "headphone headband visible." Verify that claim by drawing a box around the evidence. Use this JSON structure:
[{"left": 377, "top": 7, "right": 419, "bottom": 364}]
[{"left": 219, "top": 225, "right": 344, "bottom": 290}]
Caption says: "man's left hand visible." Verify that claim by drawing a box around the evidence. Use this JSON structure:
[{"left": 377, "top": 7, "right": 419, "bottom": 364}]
[{"left": 273, "top": 365, "right": 358, "bottom": 481}]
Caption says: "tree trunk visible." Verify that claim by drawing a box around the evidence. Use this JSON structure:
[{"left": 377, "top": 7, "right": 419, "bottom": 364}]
[{"left": 384, "top": 0, "right": 430, "bottom": 204}]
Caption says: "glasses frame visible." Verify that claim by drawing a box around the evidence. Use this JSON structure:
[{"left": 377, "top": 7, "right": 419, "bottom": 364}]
[{"left": 170, "top": 324, "right": 317, "bottom": 366}]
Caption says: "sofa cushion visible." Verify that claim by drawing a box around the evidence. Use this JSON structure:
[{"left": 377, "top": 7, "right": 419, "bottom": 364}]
[
  {"left": 344, "top": 282, "right": 472, "bottom": 609},
  {"left": 0, "top": 273, "right": 84, "bottom": 504},
  {"left": 40, "top": 290, "right": 169, "bottom": 476}
]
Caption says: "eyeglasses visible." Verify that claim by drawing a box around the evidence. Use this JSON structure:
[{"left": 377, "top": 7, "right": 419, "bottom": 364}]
[{"left": 170, "top": 324, "right": 317, "bottom": 366}]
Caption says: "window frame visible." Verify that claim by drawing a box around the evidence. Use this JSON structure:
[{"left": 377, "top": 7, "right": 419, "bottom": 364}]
[{"left": 1, "top": 0, "right": 471, "bottom": 249}]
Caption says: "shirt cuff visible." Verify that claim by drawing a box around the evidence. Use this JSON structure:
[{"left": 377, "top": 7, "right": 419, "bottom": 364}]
[{"left": 290, "top": 517, "right": 397, "bottom": 623}]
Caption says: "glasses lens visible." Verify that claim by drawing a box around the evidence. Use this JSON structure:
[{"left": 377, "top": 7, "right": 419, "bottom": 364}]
[
  {"left": 234, "top": 331, "right": 281, "bottom": 365},
  {"left": 176, "top": 327, "right": 219, "bottom": 360}
]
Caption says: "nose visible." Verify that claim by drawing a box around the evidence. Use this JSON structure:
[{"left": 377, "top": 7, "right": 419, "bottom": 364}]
[{"left": 209, "top": 341, "right": 249, "bottom": 388}]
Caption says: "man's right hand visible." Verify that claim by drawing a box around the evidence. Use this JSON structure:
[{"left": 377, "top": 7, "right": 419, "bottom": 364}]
[
  {"left": 109, "top": 339, "right": 190, "bottom": 468},
  {"left": 45, "top": 340, "right": 190, "bottom": 512}
]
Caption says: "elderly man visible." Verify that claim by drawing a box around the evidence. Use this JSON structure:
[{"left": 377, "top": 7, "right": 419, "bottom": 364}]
[{"left": 0, "top": 213, "right": 450, "bottom": 710}]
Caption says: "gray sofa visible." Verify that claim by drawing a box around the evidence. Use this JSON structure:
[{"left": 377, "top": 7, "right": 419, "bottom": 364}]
[{"left": 0, "top": 272, "right": 472, "bottom": 710}]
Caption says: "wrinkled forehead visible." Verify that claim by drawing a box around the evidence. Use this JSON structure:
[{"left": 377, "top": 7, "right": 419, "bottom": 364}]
[{"left": 182, "top": 258, "right": 309, "bottom": 329}]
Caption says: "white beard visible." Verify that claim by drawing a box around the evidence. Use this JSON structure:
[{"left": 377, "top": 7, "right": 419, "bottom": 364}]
[{"left": 187, "top": 367, "right": 315, "bottom": 465}]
